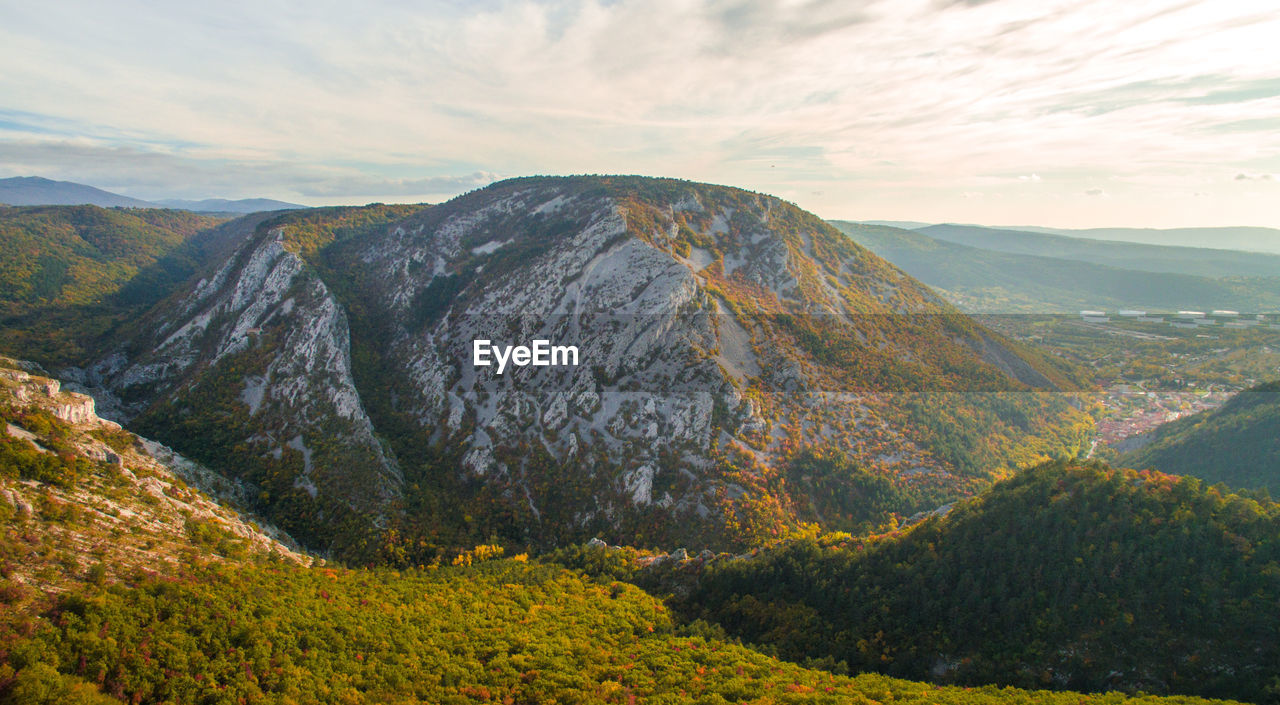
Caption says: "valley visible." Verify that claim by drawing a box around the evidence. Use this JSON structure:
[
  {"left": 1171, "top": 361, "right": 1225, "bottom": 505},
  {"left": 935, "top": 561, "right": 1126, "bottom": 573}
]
[
  {"left": 977, "top": 314, "right": 1280, "bottom": 460},
  {"left": 5, "top": 2, "right": 1278, "bottom": 702},
  {"left": 2, "top": 350, "right": 1243, "bottom": 705},
  {"left": 1, "top": 179, "right": 1277, "bottom": 705}
]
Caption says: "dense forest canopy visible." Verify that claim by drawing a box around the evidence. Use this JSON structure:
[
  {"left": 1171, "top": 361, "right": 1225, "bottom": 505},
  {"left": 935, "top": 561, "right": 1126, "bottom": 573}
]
[{"left": 658, "top": 461, "right": 1280, "bottom": 702}]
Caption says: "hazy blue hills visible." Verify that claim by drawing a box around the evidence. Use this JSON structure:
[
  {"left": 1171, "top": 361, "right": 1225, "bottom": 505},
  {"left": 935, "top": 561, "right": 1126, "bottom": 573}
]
[
  {"left": 832, "top": 220, "right": 1280, "bottom": 313},
  {"left": 917, "top": 223, "right": 1280, "bottom": 279},
  {"left": 857, "top": 219, "right": 935, "bottom": 230},
  {"left": 154, "top": 197, "right": 306, "bottom": 213},
  {"left": 0, "top": 176, "right": 155, "bottom": 208},
  {"left": 860, "top": 219, "right": 1280, "bottom": 256},
  {"left": 1014, "top": 224, "right": 1280, "bottom": 256},
  {"left": 0, "top": 176, "right": 305, "bottom": 213}
]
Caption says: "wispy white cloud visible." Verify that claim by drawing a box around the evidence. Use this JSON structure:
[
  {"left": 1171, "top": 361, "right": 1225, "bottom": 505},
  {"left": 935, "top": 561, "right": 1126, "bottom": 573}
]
[
  {"left": 0, "top": 0, "right": 1277, "bottom": 226},
  {"left": 296, "top": 173, "right": 502, "bottom": 198}
]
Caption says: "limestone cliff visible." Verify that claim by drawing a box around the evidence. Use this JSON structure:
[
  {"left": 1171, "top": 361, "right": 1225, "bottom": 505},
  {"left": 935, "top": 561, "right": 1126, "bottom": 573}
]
[
  {"left": 66, "top": 177, "right": 1089, "bottom": 556},
  {"left": 1, "top": 357, "right": 309, "bottom": 596}
]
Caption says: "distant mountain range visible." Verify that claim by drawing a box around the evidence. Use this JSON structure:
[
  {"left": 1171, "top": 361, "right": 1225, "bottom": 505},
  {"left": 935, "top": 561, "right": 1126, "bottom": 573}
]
[
  {"left": 1012, "top": 224, "right": 1280, "bottom": 256},
  {"left": 0, "top": 175, "right": 156, "bottom": 208},
  {"left": 916, "top": 223, "right": 1280, "bottom": 278},
  {"left": 833, "top": 221, "right": 1280, "bottom": 313},
  {"left": 152, "top": 197, "right": 308, "bottom": 213},
  {"left": 0, "top": 176, "right": 305, "bottom": 213},
  {"left": 858, "top": 219, "right": 1280, "bottom": 255}
]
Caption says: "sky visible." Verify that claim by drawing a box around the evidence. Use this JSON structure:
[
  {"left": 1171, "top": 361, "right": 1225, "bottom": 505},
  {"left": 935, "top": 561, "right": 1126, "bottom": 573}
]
[{"left": 1, "top": 0, "right": 1278, "bottom": 228}]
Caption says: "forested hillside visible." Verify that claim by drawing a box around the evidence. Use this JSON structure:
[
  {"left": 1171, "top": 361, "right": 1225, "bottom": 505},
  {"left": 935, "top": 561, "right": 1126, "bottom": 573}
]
[
  {"left": 661, "top": 462, "right": 1280, "bottom": 702},
  {"left": 1121, "top": 382, "right": 1280, "bottom": 494},
  {"left": 0, "top": 206, "right": 229, "bottom": 365},
  {"left": 0, "top": 557, "right": 1248, "bottom": 705}
]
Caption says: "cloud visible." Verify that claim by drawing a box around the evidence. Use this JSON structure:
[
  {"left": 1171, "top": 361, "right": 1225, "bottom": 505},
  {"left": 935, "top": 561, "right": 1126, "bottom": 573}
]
[
  {"left": 934, "top": 0, "right": 1004, "bottom": 8},
  {"left": 297, "top": 173, "right": 501, "bottom": 198},
  {"left": 1235, "top": 172, "right": 1275, "bottom": 181},
  {"left": 1018, "top": 173, "right": 1042, "bottom": 183},
  {"left": 1084, "top": 187, "right": 1107, "bottom": 196},
  {"left": 703, "top": 0, "right": 874, "bottom": 50},
  {"left": 0, "top": 0, "right": 1277, "bottom": 224}
]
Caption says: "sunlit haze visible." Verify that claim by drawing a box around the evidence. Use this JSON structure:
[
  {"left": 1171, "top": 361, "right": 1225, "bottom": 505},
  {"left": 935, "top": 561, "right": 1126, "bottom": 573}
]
[{"left": 2, "top": 0, "right": 1278, "bottom": 228}]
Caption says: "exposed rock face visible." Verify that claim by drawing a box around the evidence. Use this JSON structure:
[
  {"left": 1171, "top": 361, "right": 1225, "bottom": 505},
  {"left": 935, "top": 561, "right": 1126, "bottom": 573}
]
[
  {"left": 352, "top": 188, "right": 741, "bottom": 524},
  {"left": 4, "top": 372, "right": 94, "bottom": 423},
  {"left": 0, "top": 357, "right": 309, "bottom": 592},
  {"left": 84, "top": 224, "right": 401, "bottom": 528},
  {"left": 71, "top": 176, "right": 1085, "bottom": 554},
  {"left": 53, "top": 393, "right": 97, "bottom": 425}
]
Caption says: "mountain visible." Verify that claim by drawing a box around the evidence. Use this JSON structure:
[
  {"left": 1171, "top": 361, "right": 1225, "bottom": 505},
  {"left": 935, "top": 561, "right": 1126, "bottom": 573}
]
[
  {"left": 0, "top": 176, "right": 155, "bottom": 208},
  {"left": 0, "top": 176, "right": 309, "bottom": 215},
  {"left": 663, "top": 461, "right": 1280, "bottom": 702},
  {"left": 155, "top": 197, "right": 307, "bottom": 213},
  {"left": 833, "top": 221, "right": 1280, "bottom": 313},
  {"left": 1119, "top": 381, "right": 1280, "bottom": 494},
  {"left": 1017, "top": 225, "right": 1280, "bottom": 256},
  {"left": 917, "top": 223, "right": 1280, "bottom": 280},
  {"left": 0, "top": 205, "right": 248, "bottom": 365},
  {"left": 858, "top": 219, "right": 934, "bottom": 230},
  {"left": 58, "top": 176, "right": 1090, "bottom": 560}
]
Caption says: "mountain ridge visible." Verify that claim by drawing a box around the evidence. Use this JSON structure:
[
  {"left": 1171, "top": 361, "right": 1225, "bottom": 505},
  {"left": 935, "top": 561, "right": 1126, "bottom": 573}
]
[
  {"left": 833, "top": 220, "right": 1280, "bottom": 313},
  {"left": 0, "top": 176, "right": 155, "bottom": 208},
  {"left": 0, "top": 176, "right": 306, "bottom": 213},
  {"left": 62, "top": 175, "right": 1090, "bottom": 559}
]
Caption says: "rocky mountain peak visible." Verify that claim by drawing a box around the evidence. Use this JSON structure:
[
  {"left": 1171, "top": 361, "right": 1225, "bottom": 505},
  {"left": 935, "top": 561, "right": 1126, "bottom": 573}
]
[{"left": 67, "top": 176, "right": 1088, "bottom": 558}]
